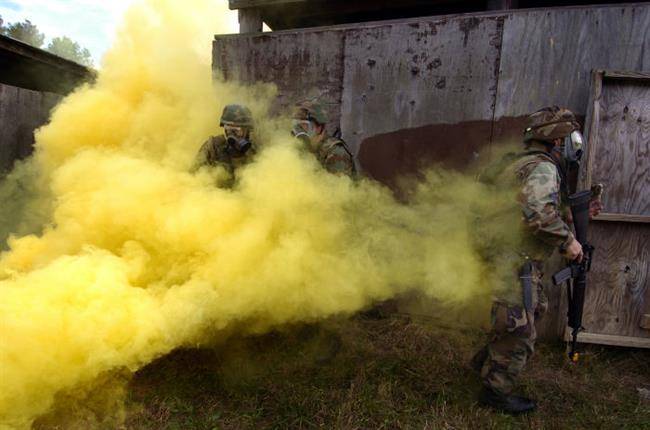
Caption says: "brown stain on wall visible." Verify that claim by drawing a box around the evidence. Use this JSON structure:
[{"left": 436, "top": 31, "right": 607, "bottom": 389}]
[
  {"left": 358, "top": 114, "right": 586, "bottom": 190},
  {"left": 357, "top": 118, "right": 505, "bottom": 188}
]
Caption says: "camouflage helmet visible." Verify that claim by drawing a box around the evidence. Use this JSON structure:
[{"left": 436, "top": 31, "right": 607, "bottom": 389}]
[
  {"left": 293, "top": 99, "right": 328, "bottom": 125},
  {"left": 220, "top": 104, "right": 254, "bottom": 129},
  {"left": 523, "top": 106, "right": 579, "bottom": 143}
]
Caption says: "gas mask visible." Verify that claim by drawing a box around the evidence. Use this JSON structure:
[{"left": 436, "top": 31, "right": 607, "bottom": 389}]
[
  {"left": 224, "top": 125, "right": 251, "bottom": 155},
  {"left": 553, "top": 130, "right": 585, "bottom": 168},
  {"left": 562, "top": 130, "right": 584, "bottom": 164},
  {"left": 291, "top": 119, "right": 319, "bottom": 150}
]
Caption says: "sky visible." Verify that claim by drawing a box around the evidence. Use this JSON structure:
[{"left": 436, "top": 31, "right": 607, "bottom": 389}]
[{"left": 0, "top": 0, "right": 240, "bottom": 66}]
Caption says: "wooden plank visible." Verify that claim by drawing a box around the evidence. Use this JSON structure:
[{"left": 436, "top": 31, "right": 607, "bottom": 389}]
[
  {"left": 340, "top": 16, "right": 503, "bottom": 157},
  {"left": 494, "top": 6, "right": 650, "bottom": 119},
  {"left": 565, "top": 330, "right": 650, "bottom": 349},
  {"left": 0, "top": 83, "right": 60, "bottom": 173},
  {"left": 0, "top": 35, "right": 89, "bottom": 76},
  {"left": 582, "top": 69, "right": 604, "bottom": 190},
  {"left": 487, "top": 0, "right": 518, "bottom": 10},
  {"left": 604, "top": 70, "right": 650, "bottom": 82},
  {"left": 230, "top": 0, "right": 307, "bottom": 9},
  {"left": 593, "top": 213, "right": 650, "bottom": 223},
  {"left": 591, "top": 79, "right": 650, "bottom": 216},
  {"left": 581, "top": 222, "right": 650, "bottom": 339}
]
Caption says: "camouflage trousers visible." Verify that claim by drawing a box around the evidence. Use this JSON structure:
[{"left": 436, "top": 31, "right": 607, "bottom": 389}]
[{"left": 479, "top": 261, "right": 548, "bottom": 395}]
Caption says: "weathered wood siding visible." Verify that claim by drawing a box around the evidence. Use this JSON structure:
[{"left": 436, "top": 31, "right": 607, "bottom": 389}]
[
  {"left": 586, "top": 223, "right": 650, "bottom": 339},
  {"left": 591, "top": 80, "right": 650, "bottom": 217},
  {"left": 213, "top": 30, "right": 346, "bottom": 135},
  {"left": 492, "top": 5, "right": 650, "bottom": 143},
  {"left": 340, "top": 17, "right": 502, "bottom": 147},
  {"left": 580, "top": 73, "right": 650, "bottom": 342},
  {"left": 0, "top": 83, "right": 60, "bottom": 173},
  {"left": 214, "top": 4, "right": 650, "bottom": 178},
  {"left": 341, "top": 16, "right": 503, "bottom": 183}
]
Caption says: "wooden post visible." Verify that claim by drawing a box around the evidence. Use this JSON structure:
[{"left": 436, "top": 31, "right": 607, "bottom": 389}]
[
  {"left": 487, "top": 0, "right": 518, "bottom": 10},
  {"left": 238, "top": 8, "right": 263, "bottom": 33}
]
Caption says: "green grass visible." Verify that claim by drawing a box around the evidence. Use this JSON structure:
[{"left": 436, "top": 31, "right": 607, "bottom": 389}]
[
  {"left": 33, "top": 312, "right": 649, "bottom": 429},
  {"left": 116, "top": 315, "right": 649, "bottom": 430}
]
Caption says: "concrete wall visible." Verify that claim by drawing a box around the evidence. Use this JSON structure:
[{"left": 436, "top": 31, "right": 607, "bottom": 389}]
[
  {"left": 214, "top": 3, "right": 650, "bottom": 185},
  {"left": 0, "top": 83, "right": 61, "bottom": 173}
]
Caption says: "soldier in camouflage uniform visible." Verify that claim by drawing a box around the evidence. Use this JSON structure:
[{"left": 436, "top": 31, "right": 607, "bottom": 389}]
[
  {"left": 472, "top": 106, "right": 593, "bottom": 414},
  {"left": 193, "top": 104, "right": 257, "bottom": 187},
  {"left": 291, "top": 100, "right": 355, "bottom": 177}
]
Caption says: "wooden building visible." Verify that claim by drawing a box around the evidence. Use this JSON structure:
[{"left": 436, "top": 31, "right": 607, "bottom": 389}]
[
  {"left": 0, "top": 34, "right": 93, "bottom": 173},
  {"left": 218, "top": 1, "right": 650, "bottom": 347}
]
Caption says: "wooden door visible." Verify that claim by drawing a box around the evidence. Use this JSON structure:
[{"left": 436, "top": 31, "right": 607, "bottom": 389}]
[{"left": 578, "top": 70, "right": 650, "bottom": 348}]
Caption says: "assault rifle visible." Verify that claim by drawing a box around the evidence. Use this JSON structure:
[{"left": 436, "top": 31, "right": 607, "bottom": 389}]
[{"left": 551, "top": 186, "right": 600, "bottom": 362}]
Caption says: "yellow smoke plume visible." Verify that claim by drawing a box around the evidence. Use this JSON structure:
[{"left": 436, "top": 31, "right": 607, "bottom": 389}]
[{"left": 0, "top": 0, "right": 521, "bottom": 428}]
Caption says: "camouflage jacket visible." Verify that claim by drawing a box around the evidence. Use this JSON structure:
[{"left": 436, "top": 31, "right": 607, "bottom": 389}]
[
  {"left": 510, "top": 148, "right": 574, "bottom": 254},
  {"left": 193, "top": 135, "right": 257, "bottom": 186},
  {"left": 479, "top": 144, "right": 573, "bottom": 259},
  {"left": 313, "top": 136, "right": 355, "bottom": 177}
]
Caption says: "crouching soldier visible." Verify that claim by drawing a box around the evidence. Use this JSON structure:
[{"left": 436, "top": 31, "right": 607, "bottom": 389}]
[
  {"left": 193, "top": 104, "right": 257, "bottom": 187},
  {"left": 291, "top": 100, "right": 355, "bottom": 177}
]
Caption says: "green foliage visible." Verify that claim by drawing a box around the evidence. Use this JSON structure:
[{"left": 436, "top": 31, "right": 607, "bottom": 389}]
[
  {"left": 47, "top": 36, "right": 93, "bottom": 67},
  {"left": 0, "top": 16, "right": 93, "bottom": 67},
  {"left": 6, "top": 19, "right": 45, "bottom": 48}
]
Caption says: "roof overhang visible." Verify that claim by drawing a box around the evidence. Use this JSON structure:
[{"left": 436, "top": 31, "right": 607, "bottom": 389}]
[
  {"left": 229, "top": 0, "right": 483, "bottom": 30},
  {"left": 0, "top": 34, "right": 95, "bottom": 94}
]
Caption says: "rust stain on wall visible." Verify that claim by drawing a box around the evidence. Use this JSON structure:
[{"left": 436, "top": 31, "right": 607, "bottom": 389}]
[
  {"left": 357, "top": 114, "right": 577, "bottom": 189},
  {"left": 357, "top": 120, "right": 492, "bottom": 188}
]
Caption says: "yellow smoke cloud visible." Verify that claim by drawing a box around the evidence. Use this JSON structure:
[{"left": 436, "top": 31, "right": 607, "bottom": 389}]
[{"left": 0, "top": 0, "right": 522, "bottom": 428}]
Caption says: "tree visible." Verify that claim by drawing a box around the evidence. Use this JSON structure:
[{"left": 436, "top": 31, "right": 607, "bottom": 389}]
[
  {"left": 6, "top": 19, "right": 45, "bottom": 48},
  {"left": 47, "top": 36, "right": 93, "bottom": 67},
  {"left": 0, "top": 15, "right": 6, "bottom": 35}
]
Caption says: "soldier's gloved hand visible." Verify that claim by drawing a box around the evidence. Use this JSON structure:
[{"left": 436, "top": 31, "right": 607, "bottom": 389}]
[
  {"left": 589, "top": 198, "right": 603, "bottom": 219},
  {"left": 589, "top": 183, "right": 604, "bottom": 219},
  {"left": 563, "top": 238, "right": 583, "bottom": 262}
]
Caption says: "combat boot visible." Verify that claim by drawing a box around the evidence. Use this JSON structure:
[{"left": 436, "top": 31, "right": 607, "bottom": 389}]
[
  {"left": 470, "top": 346, "right": 488, "bottom": 373},
  {"left": 478, "top": 386, "right": 537, "bottom": 415}
]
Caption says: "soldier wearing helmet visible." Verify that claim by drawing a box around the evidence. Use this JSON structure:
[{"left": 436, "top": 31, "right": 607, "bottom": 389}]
[
  {"left": 471, "top": 106, "right": 602, "bottom": 414},
  {"left": 193, "top": 104, "right": 257, "bottom": 187},
  {"left": 291, "top": 100, "right": 355, "bottom": 177}
]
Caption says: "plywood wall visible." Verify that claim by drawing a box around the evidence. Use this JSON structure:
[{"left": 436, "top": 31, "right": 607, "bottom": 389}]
[
  {"left": 214, "top": 4, "right": 650, "bottom": 180},
  {"left": 0, "top": 83, "right": 60, "bottom": 173},
  {"left": 213, "top": 4, "right": 650, "bottom": 340}
]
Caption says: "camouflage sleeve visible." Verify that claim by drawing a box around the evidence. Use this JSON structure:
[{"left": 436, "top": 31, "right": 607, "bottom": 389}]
[
  {"left": 323, "top": 144, "right": 355, "bottom": 176},
  {"left": 519, "top": 161, "right": 574, "bottom": 248},
  {"left": 191, "top": 139, "right": 213, "bottom": 172}
]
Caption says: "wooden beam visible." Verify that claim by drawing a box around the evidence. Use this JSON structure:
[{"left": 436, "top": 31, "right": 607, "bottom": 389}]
[
  {"left": 230, "top": 0, "right": 307, "bottom": 9},
  {"left": 565, "top": 330, "right": 650, "bottom": 349},
  {"left": 592, "top": 212, "right": 650, "bottom": 224},
  {"left": 487, "top": 0, "right": 518, "bottom": 10},
  {"left": 603, "top": 70, "right": 650, "bottom": 82},
  {"left": 582, "top": 69, "right": 604, "bottom": 191},
  {"left": 238, "top": 9, "right": 263, "bottom": 33},
  {"left": 0, "top": 34, "right": 90, "bottom": 77}
]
